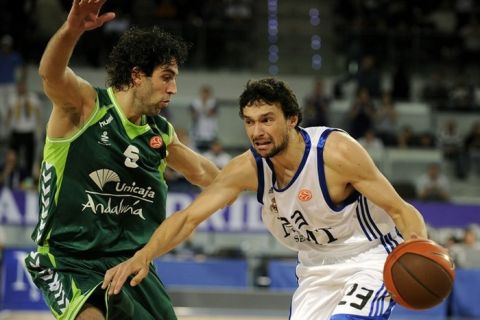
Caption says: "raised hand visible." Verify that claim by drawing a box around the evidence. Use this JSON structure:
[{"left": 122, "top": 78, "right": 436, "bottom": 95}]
[
  {"left": 102, "top": 251, "right": 151, "bottom": 295},
  {"left": 66, "top": 0, "right": 116, "bottom": 32}
]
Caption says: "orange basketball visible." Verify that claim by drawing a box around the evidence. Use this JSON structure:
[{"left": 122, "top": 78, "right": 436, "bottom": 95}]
[{"left": 383, "top": 239, "right": 455, "bottom": 310}]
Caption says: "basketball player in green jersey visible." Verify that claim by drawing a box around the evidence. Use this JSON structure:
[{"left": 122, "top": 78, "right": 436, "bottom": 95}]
[{"left": 24, "top": 1, "right": 220, "bottom": 319}]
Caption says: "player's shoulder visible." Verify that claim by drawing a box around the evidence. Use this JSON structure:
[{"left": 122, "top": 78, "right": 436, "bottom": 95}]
[
  {"left": 147, "top": 114, "right": 171, "bottom": 132},
  {"left": 323, "top": 130, "right": 359, "bottom": 163},
  {"left": 219, "top": 150, "right": 257, "bottom": 191},
  {"left": 94, "top": 87, "right": 111, "bottom": 108},
  {"left": 229, "top": 150, "right": 256, "bottom": 168},
  {"left": 219, "top": 150, "right": 256, "bottom": 178}
]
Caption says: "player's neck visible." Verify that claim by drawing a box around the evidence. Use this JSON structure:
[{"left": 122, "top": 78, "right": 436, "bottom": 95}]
[
  {"left": 270, "top": 131, "right": 305, "bottom": 186},
  {"left": 112, "top": 89, "right": 142, "bottom": 125}
]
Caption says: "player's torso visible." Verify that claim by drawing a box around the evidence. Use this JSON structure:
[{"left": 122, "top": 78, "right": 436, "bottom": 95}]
[
  {"left": 33, "top": 88, "right": 172, "bottom": 255},
  {"left": 257, "top": 127, "right": 399, "bottom": 260}
]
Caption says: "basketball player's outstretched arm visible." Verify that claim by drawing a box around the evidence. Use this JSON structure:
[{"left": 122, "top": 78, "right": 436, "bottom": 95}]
[
  {"left": 324, "top": 131, "right": 428, "bottom": 240},
  {"left": 39, "top": 0, "right": 115, "bottom": 138},
  {"left": 166, "top": 132, "right": 220, "bottom": 188},
  {"left": 102, "top": 151, "right": 258, "bottom": 294}
]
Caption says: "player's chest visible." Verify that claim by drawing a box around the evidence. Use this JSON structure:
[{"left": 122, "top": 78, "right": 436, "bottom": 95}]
[{"left": 72, "top": 118, "right": 167, "bottom": 169}]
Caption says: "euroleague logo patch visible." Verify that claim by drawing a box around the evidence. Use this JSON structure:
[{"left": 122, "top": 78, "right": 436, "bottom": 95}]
[
  {"left": 149, "top": 136, "right": 163, "bottom": 149},
  {"left": 298, "top": 189, "right": 312, "bottom": 201}
]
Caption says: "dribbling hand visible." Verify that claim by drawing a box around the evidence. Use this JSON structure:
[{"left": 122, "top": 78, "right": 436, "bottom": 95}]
[{"left": 102, "top": 251, "right": 150, "bottom": 295}]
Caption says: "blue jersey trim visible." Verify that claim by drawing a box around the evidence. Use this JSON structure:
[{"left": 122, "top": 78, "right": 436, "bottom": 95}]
[
  {"left": 357, "top": 196, "right": 401, "bottom": 254},
  {"left": 356, "top": 206, "right": 373, "bottom": 241},
  {"left": 250, "top": 147, "right": 265, "bottom": 204},
  {"left": 369, "top": 284, "right": 392, "bottom": 317},
  {"left": 362, "top": 197, "right": 383, "bottom": 236},
  {"left": 395, "top": 227, "right": 404, "bottom": 239},
  {"left": 317, "top": 129, "right": 360, "bottom": 212},
  {"left": 331, "top": 314, "right": 391, "bottom": 319}
]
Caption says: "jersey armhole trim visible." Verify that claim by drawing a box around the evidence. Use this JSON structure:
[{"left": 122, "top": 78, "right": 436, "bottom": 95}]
[
  {"left": 250, "top": 147, "right": 265, "bottom": 204},
  {"left": 317, "top": 128, "right": 359, "bottom": 212}
]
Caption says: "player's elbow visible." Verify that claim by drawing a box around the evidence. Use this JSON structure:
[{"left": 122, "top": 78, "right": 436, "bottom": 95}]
[
  {"left": 38, "top": 64, "right": 56, "bottom": 82},
  {"left": 187, "top": 168, "right": 219, "bottom": 188}
]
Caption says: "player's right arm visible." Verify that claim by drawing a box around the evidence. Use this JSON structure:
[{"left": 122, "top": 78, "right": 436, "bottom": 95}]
[
  {"left": 102, "top": 151, "right": 258, "bottom": 294},
  {"left": 40, "top": 0, "right": 115, "bottom": 138}
]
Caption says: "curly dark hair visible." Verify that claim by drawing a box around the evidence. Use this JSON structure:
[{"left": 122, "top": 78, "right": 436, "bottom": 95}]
[
  {"left": 238, "top": 78, "right": 302, "bottom": 127},
  {"left": 105, "top": 26, "right": 189, "bottom": 90}
]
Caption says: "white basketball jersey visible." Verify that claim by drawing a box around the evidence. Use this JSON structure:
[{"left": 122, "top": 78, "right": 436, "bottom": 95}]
[{"left": 253, "top": 127, "right": 402, "bottom": 264}]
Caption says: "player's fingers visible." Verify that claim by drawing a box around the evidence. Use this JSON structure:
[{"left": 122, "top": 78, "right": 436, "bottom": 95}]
[
  {"left": 98, "top": 12, "right": 116, "bottom": 25},
  {"left": 110, "top": 267, "right": 131, "bottom": 295},
  {"left": 102, "top": 267, "right": 117, "bottom": 289},
  {"left": 130, "top": 268, "right": 148, "bottom": 287}
]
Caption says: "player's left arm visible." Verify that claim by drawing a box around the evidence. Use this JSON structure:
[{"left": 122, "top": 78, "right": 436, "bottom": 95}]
[
  {"left": 324, "top": 131, "right": 428, "bottom": 240},
  {"left": 166, "top": 131, "right": 220, "bottom": 188}
]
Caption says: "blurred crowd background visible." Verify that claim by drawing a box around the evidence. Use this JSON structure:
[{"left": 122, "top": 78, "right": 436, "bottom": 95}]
[{"left": 0, "top": 0, "right": 480, "bottom": 302}]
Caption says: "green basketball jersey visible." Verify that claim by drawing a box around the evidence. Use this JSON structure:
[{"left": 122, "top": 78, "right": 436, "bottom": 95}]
[{"left": 31, "top": 87, "right": 175, "bottom": 256}]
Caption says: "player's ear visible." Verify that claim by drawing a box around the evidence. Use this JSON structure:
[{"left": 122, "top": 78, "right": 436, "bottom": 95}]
[
  {"left": 287, "top": 115, "right": 298, "bottom": 128},
  {"left": 131, "top": 67, "right": 143, "bottom": 86}
]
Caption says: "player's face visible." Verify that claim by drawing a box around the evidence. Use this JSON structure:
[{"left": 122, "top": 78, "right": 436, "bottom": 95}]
[
  {"left": 137, "top": 62, "right": 178, "bottom": 116},
  {"left": 243, "top": 102, "right": 293, "bottom": 158}
]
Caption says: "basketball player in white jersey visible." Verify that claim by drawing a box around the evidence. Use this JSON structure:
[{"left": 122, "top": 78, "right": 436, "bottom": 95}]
[{"left": 103, "top": 78, "right": 428, "bottom": 320}]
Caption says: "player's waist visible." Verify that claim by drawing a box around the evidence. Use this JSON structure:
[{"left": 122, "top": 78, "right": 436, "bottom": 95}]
[
  {"left": 48, "top": 243, "right": 141, "bottom": 260},
  {"left": 298, "top": 234, "right": 403, "bottom": 265}
]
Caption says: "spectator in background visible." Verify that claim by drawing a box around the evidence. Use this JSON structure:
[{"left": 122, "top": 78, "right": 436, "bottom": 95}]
[
  {"left": 437, "top": 119, "right": 467, "bottom": 179},
  {"left": 416, "top": 162, "right": 451, "bottom": 202},
  {"left": 449, "top": 76, "right": 476, "bottom": 111},
  {"left": 0, "top": 35, "right": 26, "bottom": 141},
  {"left": 416, "top": 131, "right": 436, "bottom": 149},
  {"left": 449, "top": 227, "right": 480, "bottom": 269},
  {"left": 302, "top": 78, "right": 331, "bottom": 127},
  {"left": 397, "top": 125, "right": 416, "bottom": 148},
  {"left": 190, "top": 84, "right": 220, "bottom": 151},
  {"left": 202, "top": 139, "right": 232, "bottom": 169},
  {"left": 421, "top": 71, "right": 450, "bottom": 110},
  {"left": 464, "top": 121, "right": 480, "bottom": 176},
  {"left": 0, "top": 80, "right": 42, "bottom": 189},
  {"left": 358, "top": 128, "right": 384, "bottom": 155},
  {"left": 355, "top": 55, "right": 382, "bottom": 99},
  {"left": 348, "top": 87, "right": 376, "bottom": 139},
  {"left": 375, "top": 91, "right": 398, "bottom": 146},
  {"left": 459, "top": 18, "right": 480, "bottom": 67},
  {"left": 391, "top": 62, "right": 411, "bottom": 101}
]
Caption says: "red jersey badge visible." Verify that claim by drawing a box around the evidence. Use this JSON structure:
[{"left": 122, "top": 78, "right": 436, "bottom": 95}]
[
  {"left": 298, "top": 189, "right": 312, "bottom": 201},
  {"left": 149, "top": 136, "right": 163, "bottom": 149}
]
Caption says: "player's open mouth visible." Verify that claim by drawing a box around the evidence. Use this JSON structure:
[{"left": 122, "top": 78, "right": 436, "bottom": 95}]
[{"left": 254, "top": 141, "right": 271, "bottom": 149}]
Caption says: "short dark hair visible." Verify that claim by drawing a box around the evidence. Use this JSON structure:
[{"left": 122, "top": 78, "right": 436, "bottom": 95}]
[
  {"left": 106, "top": 26, "right": 189, "bottom": 90},
  {"left": 238, "top": 78, "right": 302, "bottom": 127}
]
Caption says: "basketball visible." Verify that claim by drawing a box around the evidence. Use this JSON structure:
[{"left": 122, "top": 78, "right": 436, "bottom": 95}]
[{"left": 383, "top": 239, "right": 455, "bottom": 310}]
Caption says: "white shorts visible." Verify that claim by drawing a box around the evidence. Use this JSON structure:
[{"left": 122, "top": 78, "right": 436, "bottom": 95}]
[{"left": 290, "top": 244, "right": 396, "bottom": 320}]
